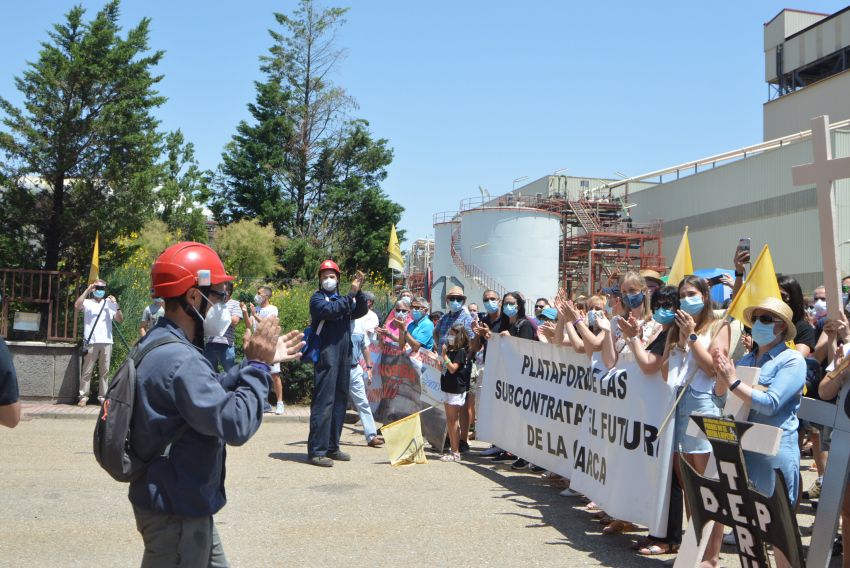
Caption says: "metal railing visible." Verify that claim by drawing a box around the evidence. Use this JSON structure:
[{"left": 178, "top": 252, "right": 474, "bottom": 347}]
[
  {"left": 432, "top": 211, "right": 459, "bottom": 224},
  {"left": 449, "top": 224, "right": 508, "bottom": 298},
  {"left": 0, "top": 269, "right": 81, "bottom": 342}
]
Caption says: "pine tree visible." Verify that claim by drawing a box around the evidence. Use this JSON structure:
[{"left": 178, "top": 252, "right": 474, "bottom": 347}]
[{"left": 0, "top": 1, "right": 165, "bottom": 272}]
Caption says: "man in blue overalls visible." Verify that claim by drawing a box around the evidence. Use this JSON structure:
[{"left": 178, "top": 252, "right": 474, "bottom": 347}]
[{"left": 307, "top": 260, "right": 368, "bottom": 467}]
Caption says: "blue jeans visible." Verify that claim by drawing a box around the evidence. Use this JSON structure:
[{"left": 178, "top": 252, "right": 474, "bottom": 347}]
[
  {"left": 744, "top": 431, "right": 800, "bottom": 507},
  {"left": 349, "top": 365, "right": 377, "bottom": 441},
  {"left": 204, "top": 343, "right": 235, "bottom": 372}
]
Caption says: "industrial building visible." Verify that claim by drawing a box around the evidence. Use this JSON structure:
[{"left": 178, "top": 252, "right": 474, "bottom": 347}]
[{"left": 423, "top": 5, "right": 850, "bottom": 308}]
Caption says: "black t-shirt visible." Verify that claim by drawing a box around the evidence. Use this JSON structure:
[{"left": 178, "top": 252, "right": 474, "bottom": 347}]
[
  {"left": 0, "top": 338, "right": 19, "bottom": 405},
  {"left": 647, "top": 329, "right": 669, "bottom": 356},
  {"left": 508, "top": 318, "right": 535, "bottom": 340},
  {"left": 441, "top": 347, "right": 468, "bottom": 394},
  {"left": 480, "top": 314, "right": 503, "bottom": 362},
  {"left": 794, "top": 319, "right": 816, "bottom": 351}
]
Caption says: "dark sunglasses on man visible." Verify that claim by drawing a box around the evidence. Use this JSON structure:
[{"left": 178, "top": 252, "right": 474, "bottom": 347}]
[{"left": 753, "top": 314, "right": 778, "bottom": 325}]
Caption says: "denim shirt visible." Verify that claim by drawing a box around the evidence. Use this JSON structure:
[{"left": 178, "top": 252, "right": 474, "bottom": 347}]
[{"left": 736, "top": 342, "right": 805, "bottom": 434}]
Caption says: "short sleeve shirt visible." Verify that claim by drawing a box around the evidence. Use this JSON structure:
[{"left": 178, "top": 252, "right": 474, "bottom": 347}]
[
  {"left": 0, "top": 338, "right": 19, "bottom": 405},
  {"left": 435, "top": 309, "right": 475, "bottom": 349},
  {"left": 142, "top": 304, "right": 165, "bottom": 328},
  {"left": 441, "top": 348, "right": 468, "bottom": 394},
  {"left": 82, "top": 298, "right": 117, "bottom": 344},
  {"left": 254, "top": 304, "right": 278, "bottom": 331},
  {"left": 407, "top": 317, "right": 435, "bottom": 350}
]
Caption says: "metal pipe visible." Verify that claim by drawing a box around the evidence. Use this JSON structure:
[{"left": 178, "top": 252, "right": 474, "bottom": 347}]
[{"left": 588, "top": 248, "right": 617, "bottom": 295}]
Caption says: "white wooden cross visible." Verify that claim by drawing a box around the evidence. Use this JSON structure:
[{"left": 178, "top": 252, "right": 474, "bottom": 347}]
[
  {"left": 792, "top": 115, "right": 850, "bottom": 321},
  {"left": 792, "top": 115, "right": 850, "bottom": 568}
]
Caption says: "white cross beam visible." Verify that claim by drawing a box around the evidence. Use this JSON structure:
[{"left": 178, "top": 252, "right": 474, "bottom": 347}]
[{"left": 792, "top": 115, "right": 850, "bottom": 321}]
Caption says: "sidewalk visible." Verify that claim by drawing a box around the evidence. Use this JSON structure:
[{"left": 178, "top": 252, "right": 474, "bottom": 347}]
[{"left": 20, "top": 400, "right": 311, "bottom": 422}]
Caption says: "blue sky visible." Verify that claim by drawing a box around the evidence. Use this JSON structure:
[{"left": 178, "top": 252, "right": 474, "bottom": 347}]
[{"left": 2, "top": 1, "right": 848, "bottom": 246}]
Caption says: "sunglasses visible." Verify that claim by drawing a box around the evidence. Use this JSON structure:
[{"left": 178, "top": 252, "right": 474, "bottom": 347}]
[
  {"left": 208, "top": 289, "right": 228, "bottom": 300},
  {"left": 754, "top": 315, "right": 778, "bottom": 325},
  {"left": 396, "top": 309, "right": 409, "bottom": 314},
  {"left": 534, "top": 305, "right": 546, "bottom": 310},
  {"left": 814, "top": 297, "right": 826, "bottom": 302},
  {"left": 94, "top": 286, "right": 106, "bottom": 290},
  {"left": 447, "top": 296, "right": 464, "bottom": 301}
]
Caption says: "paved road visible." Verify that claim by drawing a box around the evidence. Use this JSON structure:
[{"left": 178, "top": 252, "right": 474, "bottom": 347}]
[{"left": 0, "top": 415, "right": 834, "bottom": 567}]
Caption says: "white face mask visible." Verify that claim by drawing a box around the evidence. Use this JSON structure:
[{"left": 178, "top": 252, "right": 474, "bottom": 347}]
[
  {"left": 194, "top": 291, "right": 232, "bottom": 338},
  {"left": 322, "top": 278, "right": 337, "bottom": 292}
]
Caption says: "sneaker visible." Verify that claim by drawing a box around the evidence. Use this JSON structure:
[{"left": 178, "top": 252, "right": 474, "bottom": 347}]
[
  {"left": 275, "top": 401, "right": 285, "bottom": 415},
  {"left": 560, "top": 488, "right": 580, "bottom": 497},
  {"left": 529, "top": 464, "right": 545, "bottom": 473},
  {"left": 367, "top": 436, "right": 385, "bottom": 447},
  {"left": 511, "top": 458, "right": 529, "bottom": 470},
  {"left": 459, "top": 440, "right": 470, "bottom": 453},
  {"left": 327, "top": 450, "right": 351, "bottom": 461},
  {"left": 77, "top": 397, "right": 87, "bottom": 407},
  {"left": 481, "top": 445, "right": 502, "bottom": 457},
  {"left": 309, "top": 456, "right": 334, "bottom": 467},
  {"left": 491, "top": 451, "right": 514, "bottom": 462},
  {"left": 722, "top": 531, "right": 736, "bottom": 546},
  {"left": 804, "top": 479, "right": 822, "bottom": 500}
]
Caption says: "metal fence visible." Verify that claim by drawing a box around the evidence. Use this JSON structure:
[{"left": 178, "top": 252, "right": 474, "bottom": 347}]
[{"left": 0, "top": 269, "right": 81, "bottom": 342}]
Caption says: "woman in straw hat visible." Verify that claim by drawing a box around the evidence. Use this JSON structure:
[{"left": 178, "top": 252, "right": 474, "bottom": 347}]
[{"left": 709, "top": 296, "right": 805, "bottom": 568}]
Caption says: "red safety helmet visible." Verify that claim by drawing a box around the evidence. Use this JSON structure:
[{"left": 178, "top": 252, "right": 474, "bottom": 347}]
[
  {"left": 151, "top": 242, "right": 233, "bottom": 298},
  {"left": 318, "top": 259, "right": 340, "bottom": 277}
]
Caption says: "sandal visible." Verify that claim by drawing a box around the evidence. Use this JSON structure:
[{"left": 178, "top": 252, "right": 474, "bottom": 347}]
[
  {"left": 440, "top": 452, "right": 461, "bottom": 462},
  {"left": 602, "top": 520, "right": 640, "bottom": 535},
  {"left": 637, "top": 542, "right": 679, "bottom": 555}
]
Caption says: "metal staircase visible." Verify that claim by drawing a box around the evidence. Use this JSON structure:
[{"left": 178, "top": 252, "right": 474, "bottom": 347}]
[
  {"left": 449, "top": 223, "right": 508, "bottom": 298},
  {"left": 568, "top": 200, "right": 601, "bottom": 233}
]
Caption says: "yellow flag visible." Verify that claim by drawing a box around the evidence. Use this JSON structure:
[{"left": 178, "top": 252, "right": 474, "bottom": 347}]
[
  {"left": 87, "top": 232, "right": 100, "bottom": 284},
  {"left": 667, "top": 226, "right": 694, "bottom": 287},
  {"left": 381, "top": 411, "right": 427, "bottom": 466},
  {"left": 387, "top": 224, "right": 404, "bottom": 272},
  {"left": 726, "top": 244, "right": 783, "bottom": 323}
]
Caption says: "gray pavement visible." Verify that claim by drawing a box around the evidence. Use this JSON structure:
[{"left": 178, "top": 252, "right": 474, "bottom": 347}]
[{"left": 0, "top": 415, "right": 836, "bottom": 567}]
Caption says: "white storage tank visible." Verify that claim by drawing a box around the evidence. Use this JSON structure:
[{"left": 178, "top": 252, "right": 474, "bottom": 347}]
[
  {"left": 431, "top": 215, "right": 459, "bottom": 310},
  {"left": 457, "top": 207, "right": 561, "bottom": 310}
]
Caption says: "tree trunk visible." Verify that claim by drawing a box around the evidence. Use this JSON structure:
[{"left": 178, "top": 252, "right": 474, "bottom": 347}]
[{"left": 44, "top": 174, "right": 65, "bottom": 271}]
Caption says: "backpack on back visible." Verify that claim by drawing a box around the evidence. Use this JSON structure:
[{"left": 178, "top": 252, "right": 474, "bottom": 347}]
[{"left": 93, "top": 334, "right": 186, "bottom": 482}]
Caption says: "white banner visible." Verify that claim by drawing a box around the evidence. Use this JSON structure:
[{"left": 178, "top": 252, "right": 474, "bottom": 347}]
[{"left": 477, "top": 335, "right": 675, "bottom": 535}]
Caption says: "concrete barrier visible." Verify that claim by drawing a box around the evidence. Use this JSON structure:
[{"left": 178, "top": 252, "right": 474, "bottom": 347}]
[{"left": 7, "top": 341, "right": 80, "bottom": 403}]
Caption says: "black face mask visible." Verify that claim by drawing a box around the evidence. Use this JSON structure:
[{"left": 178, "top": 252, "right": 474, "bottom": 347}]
[{"left": 178, "top": 288, "right": 208, "bottom": 349}]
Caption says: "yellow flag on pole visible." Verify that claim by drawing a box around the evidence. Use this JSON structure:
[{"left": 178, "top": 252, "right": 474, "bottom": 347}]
[
  {"left": 667, "top": 226, "right": 694, "bottom": 287},
  {"left": 87, "top": 232, "right": 100, "bottom": 284},
  {"left": 726, "top": 244, "right": 783, "bottom": 323},
  {"left": 387, "top": 224, "right": 404, "bottom": 272},
  {"left": 381, "top": 411, "right": 427, "bottom": 466}
]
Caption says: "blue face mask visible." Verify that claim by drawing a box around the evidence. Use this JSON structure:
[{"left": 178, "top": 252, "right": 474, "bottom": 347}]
[
  {"left": 93, "top": 289, "right": 106, "bottom": 299},
  {"left": 604, "top": 302, "right": 614, "bottom": 316},
  {"left": 448, "top": 299, "right": 463, "bottom": 313},
  {"left": 751, "top": 320, "right": 779, "bottom": 346},
  {"left": 411, "top": 309, "right": 424, "bottom": 322},
  {"left": 653, "top": 308, "right": 675, "bottom": 325},
  {"left": 484, "top": 299, "right": 499, "bottom": 313},
  {"left": 587, "top": 310, "right": 598, "bottom": 327},
  {"left": 625, "top": 292, "right": 645, "bottom": 309},
  {"left": 503, "top": 304, "right": 518, "bottom": 317},
  {"left": 680, "top": 295, "right": 704, "bottom": 315}
]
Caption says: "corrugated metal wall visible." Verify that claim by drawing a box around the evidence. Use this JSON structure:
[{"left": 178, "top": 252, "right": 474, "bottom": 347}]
[{"left": 630, "top": 131, "right": 850, "bottom": 293}]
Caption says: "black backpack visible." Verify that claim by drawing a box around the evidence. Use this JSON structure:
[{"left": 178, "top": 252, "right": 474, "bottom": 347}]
[{"left": 93, "top": 335, "right": 188, "bottom": 482}]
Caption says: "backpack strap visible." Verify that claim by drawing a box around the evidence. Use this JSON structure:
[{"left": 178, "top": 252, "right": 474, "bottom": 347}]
[
  {"left": 132, "top": 334, "right": 184, "bottom": 366},
  {"left": 130, "top": 334, "right": 191, "bottom": 463}
]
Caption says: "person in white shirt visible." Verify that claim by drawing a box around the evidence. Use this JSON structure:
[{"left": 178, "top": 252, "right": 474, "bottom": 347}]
[
  {"left": 242, "top": 286, "right": 284, "bottom": 414},
  {"left": 360, "top": 291, "right": 380, "bottom": 343},
  {"left": 74, "top": 279, "right": 124, "bottom": 406},
  {"left": 140, "top": 296, "right": 165, "bottom": 337}
]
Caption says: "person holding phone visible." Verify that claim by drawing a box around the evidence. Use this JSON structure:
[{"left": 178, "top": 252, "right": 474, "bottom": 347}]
[{"left": 74, "top": 279, "right": 124, "bottom": 406}]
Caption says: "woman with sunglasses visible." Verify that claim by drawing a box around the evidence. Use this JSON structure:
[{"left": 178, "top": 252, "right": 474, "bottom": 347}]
[
  {"left": 710, "top": 297, "right": 806, "bottom": 568},
  {"left": 375, "top": 300, "right": 411, "bottom": 345}
]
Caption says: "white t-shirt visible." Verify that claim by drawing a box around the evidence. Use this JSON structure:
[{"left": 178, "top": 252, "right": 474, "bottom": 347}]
[
  {"left": 83, "top": 298, "right": 117, "bottom": 344},
  {"left": 360, "top": 310, "right": 380, "bottom": 343},
  {"left": 254, "top": 304, "right": 279, "bottom": 330}
]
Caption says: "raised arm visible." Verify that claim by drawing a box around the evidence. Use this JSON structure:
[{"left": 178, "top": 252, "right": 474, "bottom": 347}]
[{"left": 74, "top": 283, "right": 94, "bottom": 311}]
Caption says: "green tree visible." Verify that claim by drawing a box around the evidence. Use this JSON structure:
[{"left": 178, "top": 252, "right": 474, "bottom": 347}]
[
  {"left": 210, "top": 0, "right": 405, "bottom": 278},
  {"left": 0, "top": 0, "right": 165, "bottom": 273},
  {"left": 210, "top": 79, "right": 295, "bottom": 236},
  {"left": 157, "top": 130, "right": 208, "bottom": 242},
  {"left": 214, "top": 219, "right": 283, "bottom": 279}
]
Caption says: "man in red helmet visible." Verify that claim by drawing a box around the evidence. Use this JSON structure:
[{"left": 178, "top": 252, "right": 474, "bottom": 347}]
[
  {"left": 307, "top": 260, "right": 368, "bottom": 466},
  {"left": 129, "top": 242, "right": 303, "bottom": 566}
]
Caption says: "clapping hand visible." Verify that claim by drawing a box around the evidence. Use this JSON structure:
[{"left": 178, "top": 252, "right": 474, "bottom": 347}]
[
  {"left": 619, "top": 314, "right": 640, "bottom": 338},
  {"left": 824, "top": 314, "right": 850, "bottom": 341},
  {"left": 595, "top": 314, "right": 611, "bottom": 332},
  {"left": 712, "top": 349, "right": 735, "bottom": 386},
  {"left": 675, "top": 309, "right": 696, "bottom": 337},
  {"left": 243, "top": 315, "right": 281, "bottom": 364},
  {"left": 273, "top": 329, "right": 306, "bottom": 363},
  {"left": 351, "top": 270, "right": 366, "bottom": 293}
]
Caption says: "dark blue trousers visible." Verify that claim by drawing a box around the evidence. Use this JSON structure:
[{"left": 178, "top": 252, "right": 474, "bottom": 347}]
[{"left": 307, "top": 344, "right": 351, "bottom": 456}]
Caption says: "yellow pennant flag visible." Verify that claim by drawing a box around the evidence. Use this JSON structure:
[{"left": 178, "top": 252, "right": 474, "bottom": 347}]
[
  {"left": 667, "top": 226, "right": 694, "bottom": 287},
  {"left": 87, "top": 231, "right": 100, "bottom": 284},
  {"left": 387, "top": 224, "right": 404, "bottom": 272},
  {"left": 726, "top": 244, "right": 783, "bottom": 324},
  {"left": 381, "top": 411, "right": 427, "bottom": 466}
]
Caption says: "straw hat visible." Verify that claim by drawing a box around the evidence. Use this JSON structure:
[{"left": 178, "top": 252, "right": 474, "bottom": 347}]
[
  {"left": 446, "top": 286, "right": 466, "bottom": 299},
  {"left": 743, "top": 297, "right": 796, "bottom": 342},
  {"left": 639, "top": 269, "right": 664, "bottom": 288}
]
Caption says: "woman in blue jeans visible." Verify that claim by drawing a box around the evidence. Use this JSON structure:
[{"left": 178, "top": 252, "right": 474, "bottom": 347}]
[{"left": 710, "top": 297, "right": 805, "bottom": 568}]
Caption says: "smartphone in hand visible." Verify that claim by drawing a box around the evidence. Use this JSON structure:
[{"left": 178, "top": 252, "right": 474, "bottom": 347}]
[
  {"left": 707, "top": 275, "right": 723, "bottom": 287},
  {"left": 736, "top": 237, "right": 751, "bottom": 263}
]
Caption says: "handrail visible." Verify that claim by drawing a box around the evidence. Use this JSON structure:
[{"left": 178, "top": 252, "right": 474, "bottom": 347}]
[
  {"left": 449, "top": 224, "right": 508, "bottom": 298},
  {"left": 587, "top": 117, "right": 850, "bottom": 194},
  {"left": 432, "top": 211, "right": 459, "bottom": 224}
]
